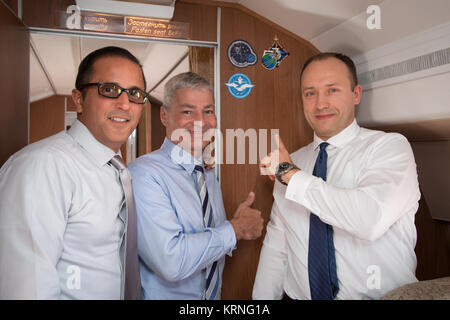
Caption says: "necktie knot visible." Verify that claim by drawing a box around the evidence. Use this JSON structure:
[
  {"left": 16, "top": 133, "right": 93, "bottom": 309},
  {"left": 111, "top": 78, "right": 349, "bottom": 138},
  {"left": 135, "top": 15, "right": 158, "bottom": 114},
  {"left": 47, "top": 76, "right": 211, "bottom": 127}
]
[
  {"left": 194, "top": 165, "right": 204, "bottom": 173},
  {"left": 319, "top": 142, "right": 329, "bottom": 152},
  {"left": 110, "top": 155, "right": 127, "bottom": 171}
]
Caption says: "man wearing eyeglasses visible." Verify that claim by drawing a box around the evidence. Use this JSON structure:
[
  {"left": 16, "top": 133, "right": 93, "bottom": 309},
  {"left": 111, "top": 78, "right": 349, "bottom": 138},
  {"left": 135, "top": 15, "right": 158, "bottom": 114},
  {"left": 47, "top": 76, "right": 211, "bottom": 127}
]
[{"left": 0, "top": 46, "right": 146, "bottom": 299}]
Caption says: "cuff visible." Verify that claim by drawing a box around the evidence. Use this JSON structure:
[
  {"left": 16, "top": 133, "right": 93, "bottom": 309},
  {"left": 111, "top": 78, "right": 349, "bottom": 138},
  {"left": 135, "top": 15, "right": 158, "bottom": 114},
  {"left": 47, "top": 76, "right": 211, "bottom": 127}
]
[
  {"left": 285, "top": 170, "right": 315, "bottom": 205},
  {"left": 217, "top": 220, "right": 237, "bottom": 256}
]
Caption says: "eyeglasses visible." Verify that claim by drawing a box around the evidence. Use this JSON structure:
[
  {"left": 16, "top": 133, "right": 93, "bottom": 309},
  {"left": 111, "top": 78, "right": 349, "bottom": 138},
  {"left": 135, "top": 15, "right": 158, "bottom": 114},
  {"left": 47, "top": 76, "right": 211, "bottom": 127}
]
[{"left": 79, "top": 82, "right": 149, "bottom": 104}]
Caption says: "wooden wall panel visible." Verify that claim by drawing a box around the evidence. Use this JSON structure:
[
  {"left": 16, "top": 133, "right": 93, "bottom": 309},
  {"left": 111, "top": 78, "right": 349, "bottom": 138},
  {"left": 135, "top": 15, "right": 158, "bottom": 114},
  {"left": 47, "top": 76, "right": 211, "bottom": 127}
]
[
  {"left": 219, "top": 6, "right": 318, "bottom": 299},
  {"left": 0, "top": 2, "right": 29, "bottom": 167},
  {"left": 29, "top": 95, "right": 66, "bottom": 143},
  {"left": 22, "top": 0, "right": 75, "bottom": 28},
  {"left": 172, "top": 2, "right": 217, "bottom": 42},
  {"left": 150, "top": 100, "right": 166, "bottom": 152},
  {"left": 415, "top": 194, "right": 450, "bottom": 281},
  {"left": 189, "top": 46, "right": 214, "bottom": 87},
  {"left": 3, "top": 0, "right": 18, "bottom": 16},
  {"left": 137, "top": 102, "right": 152, "bottom": 157}
]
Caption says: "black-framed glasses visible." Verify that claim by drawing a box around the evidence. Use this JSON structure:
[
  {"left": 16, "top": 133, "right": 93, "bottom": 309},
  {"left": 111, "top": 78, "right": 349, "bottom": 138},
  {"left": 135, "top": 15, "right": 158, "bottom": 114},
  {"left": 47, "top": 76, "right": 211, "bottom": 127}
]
[{"left": 79, "top": 82, "right": 149, "bottom": 104}]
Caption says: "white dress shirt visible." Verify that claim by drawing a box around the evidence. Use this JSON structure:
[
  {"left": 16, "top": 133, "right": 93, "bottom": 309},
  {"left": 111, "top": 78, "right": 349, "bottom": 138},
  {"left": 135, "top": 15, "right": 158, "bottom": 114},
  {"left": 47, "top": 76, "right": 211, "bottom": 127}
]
[
  {"left": 253, "top": 120, "right": 420, "bottom": 300},
  {"left": 0, "top": 120, "right": 127, "bottom": 299}
]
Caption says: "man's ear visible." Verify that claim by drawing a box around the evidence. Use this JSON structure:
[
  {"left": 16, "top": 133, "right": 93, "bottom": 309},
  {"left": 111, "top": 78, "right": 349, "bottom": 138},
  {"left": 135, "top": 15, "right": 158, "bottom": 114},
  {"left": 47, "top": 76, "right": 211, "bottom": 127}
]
[
  {"left": 72, "top": 89, "right": 83, "bottom": 113},
  {"left": 160, "top": 106, "right": 168, "bottom": 127},
  {"left": 353, "top": 84, "right": 362, "bottom": 105}
]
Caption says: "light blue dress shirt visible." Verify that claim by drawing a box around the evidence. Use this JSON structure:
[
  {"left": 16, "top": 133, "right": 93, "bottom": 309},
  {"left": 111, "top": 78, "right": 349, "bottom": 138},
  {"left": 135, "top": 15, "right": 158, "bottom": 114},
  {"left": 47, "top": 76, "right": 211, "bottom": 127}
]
[{"left": 129, "top": 138, "right": 236, "bottom": 299}]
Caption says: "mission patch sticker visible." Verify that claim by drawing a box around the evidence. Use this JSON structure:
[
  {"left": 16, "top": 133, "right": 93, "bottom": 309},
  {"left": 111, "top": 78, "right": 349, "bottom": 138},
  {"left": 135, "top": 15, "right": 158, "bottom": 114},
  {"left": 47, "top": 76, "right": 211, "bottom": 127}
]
[
  {"left": 262, "top": 36, "right": 289, "bottom": 70},
  {"left": 227, "top": 40, "right": 257, "bottom": 68}
]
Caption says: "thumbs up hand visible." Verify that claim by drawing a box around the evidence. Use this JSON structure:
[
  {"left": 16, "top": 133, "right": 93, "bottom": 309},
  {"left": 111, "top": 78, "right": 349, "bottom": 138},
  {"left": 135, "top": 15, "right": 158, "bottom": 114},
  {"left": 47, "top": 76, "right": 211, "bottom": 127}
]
[{"left": 230, "top": 192, "right": 264, "bottom": 241}]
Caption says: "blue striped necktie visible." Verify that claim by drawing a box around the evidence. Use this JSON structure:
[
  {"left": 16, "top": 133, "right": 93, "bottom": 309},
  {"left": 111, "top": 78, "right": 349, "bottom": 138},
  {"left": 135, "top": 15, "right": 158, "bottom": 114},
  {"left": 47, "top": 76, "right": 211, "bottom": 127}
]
[
  {"left": 194, "top": 165, "right": 220, "bottom": 300},
  {"left": 308, "top": 142, "right": 339, "bottom": 300}
]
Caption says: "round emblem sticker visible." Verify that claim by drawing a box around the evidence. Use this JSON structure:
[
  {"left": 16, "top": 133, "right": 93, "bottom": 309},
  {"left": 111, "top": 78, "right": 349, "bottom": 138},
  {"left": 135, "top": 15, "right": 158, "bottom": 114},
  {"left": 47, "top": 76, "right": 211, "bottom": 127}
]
[
  {"left": 225, "top": 73, "right": 255, "bottom": 99},
  {"left": 227, "top": 40, "right": 257, "bottom": 68}
]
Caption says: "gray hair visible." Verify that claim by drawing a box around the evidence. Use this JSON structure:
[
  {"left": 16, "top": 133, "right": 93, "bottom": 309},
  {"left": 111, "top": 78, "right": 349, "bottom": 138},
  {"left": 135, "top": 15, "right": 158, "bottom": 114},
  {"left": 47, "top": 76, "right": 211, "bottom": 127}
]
[{"left": 163, "top": 72, "right": 214, "bottom": 109}]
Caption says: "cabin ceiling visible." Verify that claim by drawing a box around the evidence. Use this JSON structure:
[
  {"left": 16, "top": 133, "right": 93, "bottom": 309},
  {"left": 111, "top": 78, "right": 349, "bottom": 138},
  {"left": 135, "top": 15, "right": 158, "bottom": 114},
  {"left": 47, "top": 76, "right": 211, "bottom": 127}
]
[
  {"left": 31, "top": 0, "right": 385, "bottom": 104},
  {"left": 30, "top": 33, "right": 189, "bottom": 103},
  {"left": 214, "top": 0, "right": 384, "bottom": 40},
  {"left": 30, "top": 0, "right": 448, "bottom": 104}
]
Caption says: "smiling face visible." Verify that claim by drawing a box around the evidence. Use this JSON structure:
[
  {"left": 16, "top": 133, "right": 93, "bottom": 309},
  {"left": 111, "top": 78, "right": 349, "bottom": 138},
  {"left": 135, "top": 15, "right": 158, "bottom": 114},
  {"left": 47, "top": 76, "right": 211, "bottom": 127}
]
[
  {"left": 72, "top": 56, "right": 145, "bottom": 152},
  {"left": 301, "top": 57, "right": 362, "bottom": 141},
  {"left": 161, "top": 87, "right": 216, "bottom": 157}
]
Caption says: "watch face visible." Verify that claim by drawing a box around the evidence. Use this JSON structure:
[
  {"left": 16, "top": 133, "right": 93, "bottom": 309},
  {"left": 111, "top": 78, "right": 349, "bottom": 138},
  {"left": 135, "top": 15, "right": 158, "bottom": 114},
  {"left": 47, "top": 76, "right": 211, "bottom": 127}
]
[
  {"left": 276, "top": 162, "right": 290, "bottom": 176},
  {"left": 279, "top": 162, "right": 290, "bottom": 170}
]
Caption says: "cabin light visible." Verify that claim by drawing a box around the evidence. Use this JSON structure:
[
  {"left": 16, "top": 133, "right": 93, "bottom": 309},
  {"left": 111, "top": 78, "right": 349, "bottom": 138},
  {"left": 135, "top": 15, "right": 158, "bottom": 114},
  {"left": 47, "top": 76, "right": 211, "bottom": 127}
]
[{"left": 75, "top": 0, "right": 175, "bottom": 20}]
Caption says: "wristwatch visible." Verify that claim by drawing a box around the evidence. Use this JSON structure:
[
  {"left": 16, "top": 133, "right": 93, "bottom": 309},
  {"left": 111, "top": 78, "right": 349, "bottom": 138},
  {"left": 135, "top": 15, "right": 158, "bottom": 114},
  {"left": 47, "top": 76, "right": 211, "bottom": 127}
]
[{"left": 275, "top": 162, "right": 299, "bottom": 185}]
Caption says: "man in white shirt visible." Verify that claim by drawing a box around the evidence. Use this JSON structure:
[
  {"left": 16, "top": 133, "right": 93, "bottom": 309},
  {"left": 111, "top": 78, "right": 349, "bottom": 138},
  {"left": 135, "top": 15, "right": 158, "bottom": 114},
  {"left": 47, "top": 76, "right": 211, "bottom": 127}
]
[
  {"left": 254, "top": 52, "right": 421, "bottom": 300},
  {"left": 0, "top": 46, "right": 147, "bottom": 299}
]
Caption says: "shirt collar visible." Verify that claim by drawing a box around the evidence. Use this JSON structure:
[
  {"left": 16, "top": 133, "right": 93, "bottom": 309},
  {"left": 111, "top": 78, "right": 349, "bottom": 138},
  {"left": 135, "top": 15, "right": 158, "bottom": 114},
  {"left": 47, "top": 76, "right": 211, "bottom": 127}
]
[
  {"left": 312, "top": 119, "right": 360, "bottom": 151},
  {"left": 67, "top": 120, "right": 118, "bottom": 167},
  {"left": 160, "top": 138, "right": 202, "bottom": 174}
]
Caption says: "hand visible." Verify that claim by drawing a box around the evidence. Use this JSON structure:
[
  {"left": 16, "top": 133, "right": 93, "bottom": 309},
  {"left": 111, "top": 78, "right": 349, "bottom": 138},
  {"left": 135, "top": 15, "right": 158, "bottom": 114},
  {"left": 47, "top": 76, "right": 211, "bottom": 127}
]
[
  {"left": 204, "top": 158, "right": 215, "bottom": 171},
  {"left": 230, "top": 192, "right": 264, "bottom": 241},
  {"left": 203, "top": 139, "right": 215, "bottom": 171},
  {"left": 259, "top": 134, "right": 293, "bottom": 181}
]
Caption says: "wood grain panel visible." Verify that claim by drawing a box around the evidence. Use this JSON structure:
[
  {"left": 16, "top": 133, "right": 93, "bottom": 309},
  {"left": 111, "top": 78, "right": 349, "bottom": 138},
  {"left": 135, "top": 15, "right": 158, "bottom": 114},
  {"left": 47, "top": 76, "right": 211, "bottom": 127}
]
[
  {"left": 29, "top": 95, "right": 66, "bottom": 144},
  {"left": 3, "top": 0, "right": 18, "bottom": 16},
  {"left": 172, "top": 1, "right": 217, "bottom": 42},
  {"left": 415, "top": 193, "right": 450, "bottom": 281},
  {"left": 149, "top": 98, "right": 166, "bottom": 151},
  {"left": 189, "top": 46, "right": 214, "bottom": 87},
  {"left": 179, "top": 0, "right": 318, "bottom": 52},
  {"left": 137, "top": 102, "right": 152, "bottom": 157},
  {"left": 0, "top": 2, "right": 29, "bottom": 167},
  {"left": 219, "top": 6, "right": 318, "bottom": 299},
  {"left": 22, "top": 0, "right": 75, "bottom": 28}
]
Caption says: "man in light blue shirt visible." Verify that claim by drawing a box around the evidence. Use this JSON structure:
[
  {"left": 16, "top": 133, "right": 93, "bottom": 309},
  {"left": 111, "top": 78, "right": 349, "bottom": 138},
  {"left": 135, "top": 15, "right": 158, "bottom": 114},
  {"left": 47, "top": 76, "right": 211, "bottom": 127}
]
[{"left": 129, "top": 72, "right": 263, "bottom": 299}]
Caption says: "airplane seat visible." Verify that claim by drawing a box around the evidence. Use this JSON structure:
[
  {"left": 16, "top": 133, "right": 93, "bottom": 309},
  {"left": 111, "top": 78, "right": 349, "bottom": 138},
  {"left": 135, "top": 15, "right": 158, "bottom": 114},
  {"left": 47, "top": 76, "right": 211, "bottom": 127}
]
[{"left": 381, "top": 276, "right": 450, "bottom": 300}]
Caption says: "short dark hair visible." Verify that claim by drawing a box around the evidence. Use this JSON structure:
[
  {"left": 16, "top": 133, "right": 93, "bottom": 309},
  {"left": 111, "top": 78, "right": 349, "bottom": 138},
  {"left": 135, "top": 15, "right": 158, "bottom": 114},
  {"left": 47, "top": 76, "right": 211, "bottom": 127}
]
[
  {"left": 75, "top": 46, "right": 147, "bottom": 96},
  {"left": 300, "top": 52, "right": 358, "bottom": 89}
]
